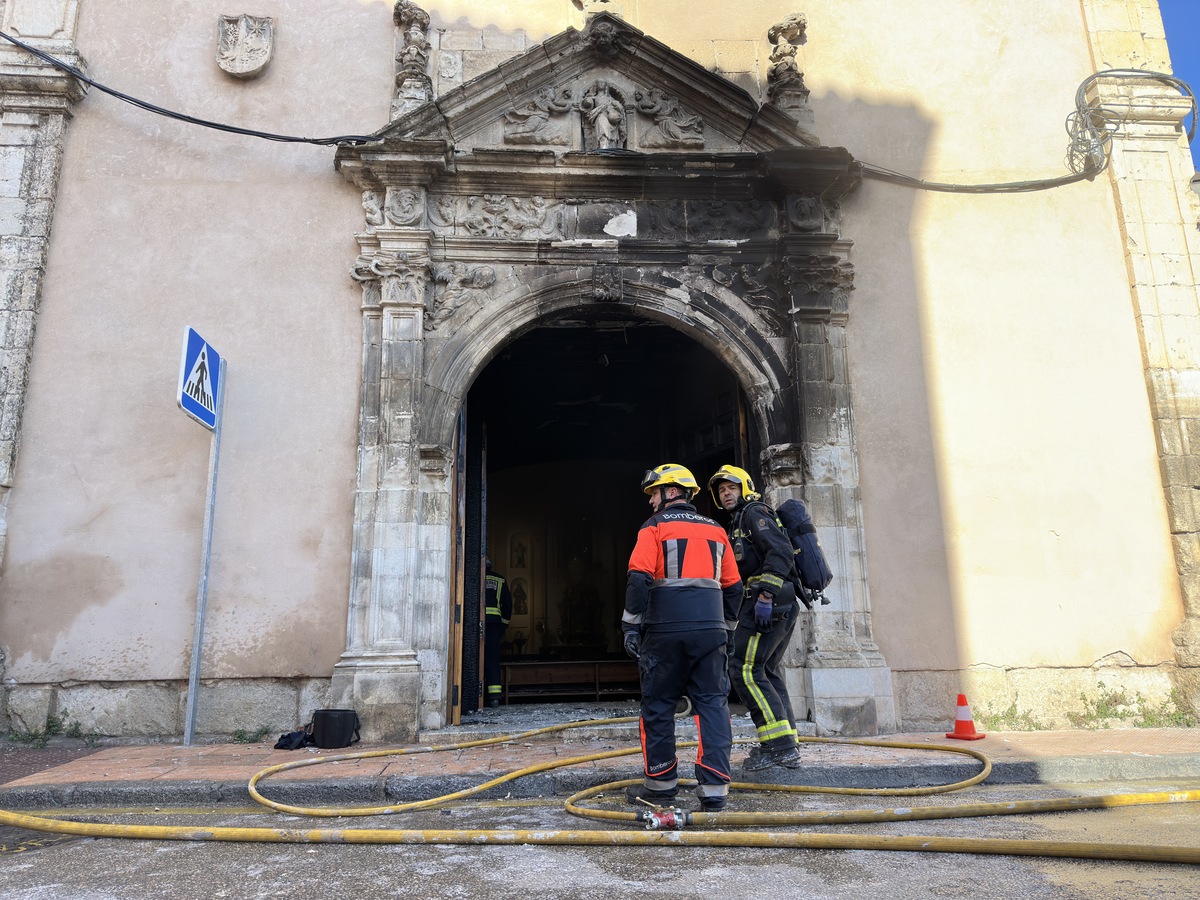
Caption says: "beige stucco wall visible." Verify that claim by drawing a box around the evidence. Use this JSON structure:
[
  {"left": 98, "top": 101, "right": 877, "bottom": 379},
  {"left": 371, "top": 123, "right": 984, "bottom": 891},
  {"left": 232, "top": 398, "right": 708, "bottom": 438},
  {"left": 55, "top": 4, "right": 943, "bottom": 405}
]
[{"left": 0, "top": 0, "right": 1191, "bottom": 730}]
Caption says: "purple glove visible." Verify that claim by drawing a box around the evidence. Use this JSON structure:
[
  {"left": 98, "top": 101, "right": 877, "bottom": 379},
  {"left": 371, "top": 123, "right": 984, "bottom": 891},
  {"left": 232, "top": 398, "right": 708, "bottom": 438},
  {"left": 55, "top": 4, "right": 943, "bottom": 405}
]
[{"left": 753, "top": 593, "right": 774, "bottom": 631}]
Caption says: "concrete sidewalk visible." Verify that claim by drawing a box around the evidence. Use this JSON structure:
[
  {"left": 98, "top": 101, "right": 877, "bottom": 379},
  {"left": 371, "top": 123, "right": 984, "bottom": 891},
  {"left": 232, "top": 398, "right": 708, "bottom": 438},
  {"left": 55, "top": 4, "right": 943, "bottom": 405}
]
[{"left": 2, "top": 705, "right": 1198, "bottom": 810}]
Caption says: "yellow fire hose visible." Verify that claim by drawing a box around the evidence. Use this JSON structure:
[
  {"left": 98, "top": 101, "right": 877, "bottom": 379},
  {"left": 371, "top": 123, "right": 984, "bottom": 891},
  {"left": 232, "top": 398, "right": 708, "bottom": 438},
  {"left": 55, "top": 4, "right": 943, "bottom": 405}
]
[{"left": 2, "top": 713, "right": 1199, "bottom": 864}]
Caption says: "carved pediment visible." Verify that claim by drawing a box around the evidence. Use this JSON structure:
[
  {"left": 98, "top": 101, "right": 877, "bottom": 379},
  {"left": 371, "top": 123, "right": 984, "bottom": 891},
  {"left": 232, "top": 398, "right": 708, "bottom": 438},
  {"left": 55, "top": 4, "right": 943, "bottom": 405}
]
[{"left": 374, "top": 13, "right": 819, "bottom": 155}]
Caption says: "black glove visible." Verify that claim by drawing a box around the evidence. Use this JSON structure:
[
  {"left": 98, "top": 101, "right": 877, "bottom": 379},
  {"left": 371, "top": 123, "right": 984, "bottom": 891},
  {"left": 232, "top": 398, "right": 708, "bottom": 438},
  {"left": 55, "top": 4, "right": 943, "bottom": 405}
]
[
  {"left": 725, "top": 628, "right": 735, "bottom": 658},
  {"left": 753, "top": 592, "right": 775, "bottom": 632},
  {"left": 623, "top": 629, "right": 642, "bottom": 660}
]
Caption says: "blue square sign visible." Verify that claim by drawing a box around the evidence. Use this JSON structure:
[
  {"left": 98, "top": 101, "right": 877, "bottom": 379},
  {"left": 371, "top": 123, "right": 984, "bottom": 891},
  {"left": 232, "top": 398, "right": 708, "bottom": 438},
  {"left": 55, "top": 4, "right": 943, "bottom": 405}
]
[{"left": 177, "top": 327, "right": 222, "bottom": 430}]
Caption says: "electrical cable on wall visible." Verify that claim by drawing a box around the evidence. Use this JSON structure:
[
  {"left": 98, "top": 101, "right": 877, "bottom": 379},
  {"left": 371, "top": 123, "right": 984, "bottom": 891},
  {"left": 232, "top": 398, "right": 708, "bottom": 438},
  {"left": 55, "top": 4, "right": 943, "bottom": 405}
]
[
  {"left": 0, "top": 28, "right": 380, "bottom": 146},
  {"left": 863, "top": 70, "right": 1196, "bottom": 194},
  {"left": 1, "top": 30, "right": 1195, "bottom": 190}
]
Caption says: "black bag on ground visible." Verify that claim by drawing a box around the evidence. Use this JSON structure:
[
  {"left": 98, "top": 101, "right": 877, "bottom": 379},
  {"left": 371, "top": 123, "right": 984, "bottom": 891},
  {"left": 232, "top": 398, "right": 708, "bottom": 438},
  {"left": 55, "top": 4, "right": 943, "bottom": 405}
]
[
  {"left": 310, "top": 709, "right": 361, "bottom": 749},
  {"left": 273, "top": 725, "right": 312, "bottom": 750},
  {"left": 776, "top": 498, "right": 834, "bottom": 599}
]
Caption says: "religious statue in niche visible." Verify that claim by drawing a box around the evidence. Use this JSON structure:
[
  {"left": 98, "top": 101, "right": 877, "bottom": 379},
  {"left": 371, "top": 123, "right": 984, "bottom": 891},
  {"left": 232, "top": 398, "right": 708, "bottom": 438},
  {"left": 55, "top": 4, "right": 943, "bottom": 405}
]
[
  {"left": 633, "top": 89, "right": 704, "bottom": 149},
  {"left": 503, "top": 87, "right": 574, "bottom": 145},
  {"left": 580, "top": 81, "right": 627, "bottom": 150},
  {"left": 510, "top": 535, "right": 528, "bottom": 569},
  {"left": 511, "top": 578, "right": 529, "bottom": 616},
  {"left": 216, "top": 14, "right": 274, "bottom": 79}
]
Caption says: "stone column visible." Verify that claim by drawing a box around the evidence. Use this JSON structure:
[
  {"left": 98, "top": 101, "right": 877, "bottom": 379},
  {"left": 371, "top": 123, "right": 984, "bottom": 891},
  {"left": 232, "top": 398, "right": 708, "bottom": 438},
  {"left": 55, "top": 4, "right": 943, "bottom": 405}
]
[
  {"left": 0, "top": 1, "right": 86, "bottom": 571},
  {"left": 764, "top": 240, "right": 898, "bottom": 736},
  {"left": 1083, "top": 75, "right": 1200, "bottom": 667},
  {"left": 1082, "top": 0, "right": 1200, "bottom": 670},
  {"left": 333, "top": 211, "right": 442, "bottom": 740}
]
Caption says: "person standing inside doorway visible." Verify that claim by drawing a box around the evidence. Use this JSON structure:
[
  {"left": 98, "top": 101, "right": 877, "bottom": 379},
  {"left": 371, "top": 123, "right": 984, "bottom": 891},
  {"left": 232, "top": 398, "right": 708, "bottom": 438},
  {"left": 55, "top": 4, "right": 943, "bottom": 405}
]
[
  {"left": 709, "top": 465, "right": 804, "bottom": 771},
  {"left": 622, "top": 463, "right": 743, "bottom": 812},
  {"left": 484, "top": 559, "right": 513, "bottom": 708}
]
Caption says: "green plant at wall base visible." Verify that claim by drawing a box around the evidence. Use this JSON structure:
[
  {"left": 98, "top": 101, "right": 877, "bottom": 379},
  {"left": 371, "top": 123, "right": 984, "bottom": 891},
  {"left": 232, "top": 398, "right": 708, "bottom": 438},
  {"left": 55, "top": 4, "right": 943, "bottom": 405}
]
[
  {"left": 1066, "top": 687, "right": 1198, "bottom": 729},
  {"left": 1133, "top": 690, "right": 1197, "bottom": 728},
  {"left": 231, "top": 725, "right": 273, "bottom": 744},
  {"left": 6, "top": 709, "right": 99, "bottom": 748},
  {"left": 975, "top": 697, "right": 1050, "bottom": 732}
]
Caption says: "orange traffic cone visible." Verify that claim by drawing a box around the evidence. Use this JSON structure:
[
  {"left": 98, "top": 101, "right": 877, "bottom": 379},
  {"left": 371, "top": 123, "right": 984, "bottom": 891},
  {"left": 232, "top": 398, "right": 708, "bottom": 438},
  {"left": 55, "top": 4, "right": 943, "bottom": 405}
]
[{"left": 945, "top": 693, "right": 986, "bottom": 740}]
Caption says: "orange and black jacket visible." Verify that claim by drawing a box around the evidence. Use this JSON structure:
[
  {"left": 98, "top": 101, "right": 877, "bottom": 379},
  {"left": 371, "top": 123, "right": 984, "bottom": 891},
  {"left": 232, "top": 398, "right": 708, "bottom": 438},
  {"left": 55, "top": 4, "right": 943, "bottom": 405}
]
[{"left": 623, "top": 501, "right": 743, "bottom": 632}]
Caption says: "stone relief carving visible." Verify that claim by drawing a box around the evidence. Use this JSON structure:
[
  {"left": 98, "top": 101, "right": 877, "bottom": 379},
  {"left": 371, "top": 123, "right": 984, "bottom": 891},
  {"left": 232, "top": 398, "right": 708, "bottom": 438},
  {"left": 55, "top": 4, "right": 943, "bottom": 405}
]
[
  {"left": 362, "top": 191, "right": 385, "bottom": 233},
  {"left": 503, "top": 87, "right": 575, "bottom": 145},
  {"left": 762, "top": 444, "right": 808, "bottom": 487},
  {"left": 216, "top": 14, "right": 274, "bottom": 79},
  {"left": 351, "top": 251, "right": 428, "bottom": 307},
  {"left": 385, "top": 188, "right": 424, "bottom": 226},
  {"left": 633, "top": 89, "right": 704, "bottom": 148},
  {"left": 712, "top": 262, "right": 786, "bottom": 334},
  {"left": 428, "top": 194, "right": 565, "bottom": 240},
  {"left": 350, "top": 254, "right": 383, "bottom": 307},
  {"left": 643, "top": 200, "right": 687, "bottom": 241},
  {"left": 427, "top": 262, "right": 497, "bottom": 330},
  {"left": 687, "top": 200, "right": 775, "bottom": 240},
  {"left": 392, "top": 1, "right": 432, "bottom": 119},
  {"left": 786, "top": 255, "right": 855, "bottom": 316},
  {"left": 582, "top": 17, "right": 633, "bottom": 59},
  {"left": 785, "top": 195, "right": 843, "bottom": 235},
  {"left": 592, "top": 264, "right": 622, "bottom": 301},
  {"left": 581, "top": 81, "right": 627, "bottom": 150}
]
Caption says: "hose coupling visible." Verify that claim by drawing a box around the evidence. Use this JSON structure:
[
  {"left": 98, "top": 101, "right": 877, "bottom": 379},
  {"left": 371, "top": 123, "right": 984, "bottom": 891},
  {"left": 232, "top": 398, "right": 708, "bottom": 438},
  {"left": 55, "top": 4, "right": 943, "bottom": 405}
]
[{"left": 640, "top": 806, "right": 687, "bottom": 830}]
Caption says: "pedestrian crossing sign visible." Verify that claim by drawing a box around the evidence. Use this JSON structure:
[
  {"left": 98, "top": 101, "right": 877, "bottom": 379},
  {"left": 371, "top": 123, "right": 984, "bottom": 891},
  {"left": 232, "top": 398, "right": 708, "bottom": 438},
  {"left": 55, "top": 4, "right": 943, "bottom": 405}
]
[{"left": 177, "top": 327, "right": 222, "bottom": 430}]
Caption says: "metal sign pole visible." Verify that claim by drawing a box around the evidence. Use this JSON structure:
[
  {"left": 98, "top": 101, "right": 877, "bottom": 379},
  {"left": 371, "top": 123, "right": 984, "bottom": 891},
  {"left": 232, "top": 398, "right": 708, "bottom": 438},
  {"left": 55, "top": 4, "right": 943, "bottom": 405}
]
[{"left": 183, "top": 357, "right": 227, "bottom": 746}]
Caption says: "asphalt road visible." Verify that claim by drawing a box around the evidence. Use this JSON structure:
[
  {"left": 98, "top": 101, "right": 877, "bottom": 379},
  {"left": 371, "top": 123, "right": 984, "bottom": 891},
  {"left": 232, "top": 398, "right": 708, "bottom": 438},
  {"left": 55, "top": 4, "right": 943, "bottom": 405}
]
[{"left": 2, "top": 780, "right": 1198, "bottom": 899}]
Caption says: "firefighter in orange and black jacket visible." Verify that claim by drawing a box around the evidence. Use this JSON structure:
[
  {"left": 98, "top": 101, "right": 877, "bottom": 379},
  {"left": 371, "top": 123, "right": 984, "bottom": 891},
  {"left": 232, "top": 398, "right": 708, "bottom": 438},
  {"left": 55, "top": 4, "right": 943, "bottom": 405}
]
[
  {"left": 709, "top": 465, "right": 804, "bottom": 772},
  {"left": 621, "top": 463, "right": 743, "bottom": 812},
  {"left": 484, "top": 560, "right": 513, "bottom": 709}
]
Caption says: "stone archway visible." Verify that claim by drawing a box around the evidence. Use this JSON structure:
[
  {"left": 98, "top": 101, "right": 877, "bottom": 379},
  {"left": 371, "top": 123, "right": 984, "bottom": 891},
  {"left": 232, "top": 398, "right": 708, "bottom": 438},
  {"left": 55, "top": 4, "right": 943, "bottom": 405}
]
[{"left": 333, "top": 240, "right": 893, "bottom": 738}]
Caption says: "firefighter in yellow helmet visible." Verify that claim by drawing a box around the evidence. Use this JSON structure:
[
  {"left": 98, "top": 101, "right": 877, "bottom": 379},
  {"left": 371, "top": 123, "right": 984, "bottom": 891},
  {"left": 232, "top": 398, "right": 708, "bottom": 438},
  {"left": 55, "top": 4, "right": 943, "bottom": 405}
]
[
  {"left": 621, "top": 464, "right": 743, "bottom": 812},
  {"left": 709, "top": 465, "right": 803, "bottom": 772}
]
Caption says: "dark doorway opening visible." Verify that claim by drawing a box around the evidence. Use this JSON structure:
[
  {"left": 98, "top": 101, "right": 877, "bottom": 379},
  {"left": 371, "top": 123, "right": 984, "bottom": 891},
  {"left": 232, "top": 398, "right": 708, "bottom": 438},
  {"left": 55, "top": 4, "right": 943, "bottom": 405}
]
[{"left": 458, "top": 311, "right": 751, "bottom": 710}]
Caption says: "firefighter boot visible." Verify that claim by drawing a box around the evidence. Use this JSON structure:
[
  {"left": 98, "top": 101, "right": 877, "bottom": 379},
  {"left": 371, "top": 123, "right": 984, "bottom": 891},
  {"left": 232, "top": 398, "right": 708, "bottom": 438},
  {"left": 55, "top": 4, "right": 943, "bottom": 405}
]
[
  {"left": 625, "top": 784, "right": 678, "bottom": 806},
  {"left": 699, "top": 793, "right": 727, "bottom": 812},
  {"left": 744, "top": 743, "right": 802, "bottom": 771}
]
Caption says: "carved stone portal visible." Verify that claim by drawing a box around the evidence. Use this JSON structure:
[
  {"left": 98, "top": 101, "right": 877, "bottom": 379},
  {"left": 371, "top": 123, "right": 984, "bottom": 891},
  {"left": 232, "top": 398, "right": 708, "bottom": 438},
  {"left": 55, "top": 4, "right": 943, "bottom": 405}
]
[{"left": 333, "top": 11, "right": 891, "bottom": 741}]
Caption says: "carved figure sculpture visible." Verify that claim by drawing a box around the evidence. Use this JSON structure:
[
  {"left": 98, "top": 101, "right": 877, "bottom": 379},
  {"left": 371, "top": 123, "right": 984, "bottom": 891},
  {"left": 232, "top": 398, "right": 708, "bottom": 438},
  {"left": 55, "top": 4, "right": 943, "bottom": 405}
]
[
  {"left": 581, "top": 82, "right": 627, "bottom": 150},
  {"left": 392, "top": 1, "right": 433, "bottom": 119},
  {"left": 427, "top": 263, "right": 497, "bottom": 329},
  {"left": 766, "top": 11, "right": 819, "bottom": 146},
  {"left": 504, "top": 88, "right": 574, "bottom": 145},
  {"left": 362, "top": 191, "right": 385, "bottom": 232},
  {"left": 385, "top": 188, "right": 422, "bottom": 226},
  {"left": 633, "top": 89, "right": 704, "bottom": 148}
]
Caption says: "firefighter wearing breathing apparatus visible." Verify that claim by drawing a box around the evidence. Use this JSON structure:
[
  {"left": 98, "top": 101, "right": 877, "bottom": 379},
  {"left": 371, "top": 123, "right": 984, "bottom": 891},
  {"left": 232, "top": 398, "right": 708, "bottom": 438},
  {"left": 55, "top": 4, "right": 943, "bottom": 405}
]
[
  {"left": 709, "top": 464, "right": 804, "bottom": 771},
  {"left": 622, "top": 463, "right": 743, "bottom": 812},
  {"left": 484, "top": 559, "right": 513, "bottom": 709}
]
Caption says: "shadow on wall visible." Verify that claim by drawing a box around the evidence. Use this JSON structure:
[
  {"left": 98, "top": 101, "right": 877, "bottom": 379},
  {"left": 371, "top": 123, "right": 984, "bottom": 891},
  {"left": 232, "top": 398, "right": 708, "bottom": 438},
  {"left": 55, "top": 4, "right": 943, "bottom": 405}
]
[{"left": 815, "top": 89, "right": 962, "bottom": 725}]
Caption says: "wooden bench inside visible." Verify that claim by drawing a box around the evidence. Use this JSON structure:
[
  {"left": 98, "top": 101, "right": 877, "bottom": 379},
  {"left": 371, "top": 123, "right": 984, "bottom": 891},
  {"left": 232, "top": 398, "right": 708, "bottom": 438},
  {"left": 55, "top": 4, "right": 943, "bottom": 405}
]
[{"left": 501, "top": 659, "right": 640, "bottom": 703}]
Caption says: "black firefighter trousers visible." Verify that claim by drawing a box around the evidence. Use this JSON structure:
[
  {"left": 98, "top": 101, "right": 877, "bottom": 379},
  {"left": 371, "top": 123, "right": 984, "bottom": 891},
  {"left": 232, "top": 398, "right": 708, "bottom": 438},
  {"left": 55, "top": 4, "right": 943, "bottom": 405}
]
[
  {"left": 730, "top": 597, "right": 801, "bottom": 750},
  {"left": 636, "top": 626, "right": 733, "bottom": 799}
]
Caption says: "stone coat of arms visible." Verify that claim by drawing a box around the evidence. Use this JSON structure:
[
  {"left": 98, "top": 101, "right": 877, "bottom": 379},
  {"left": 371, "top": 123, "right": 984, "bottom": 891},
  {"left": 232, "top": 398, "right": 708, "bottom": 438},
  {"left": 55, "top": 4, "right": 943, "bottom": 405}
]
[{"left": 217, "top": 14, "right": 274, "bottom": 79}]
